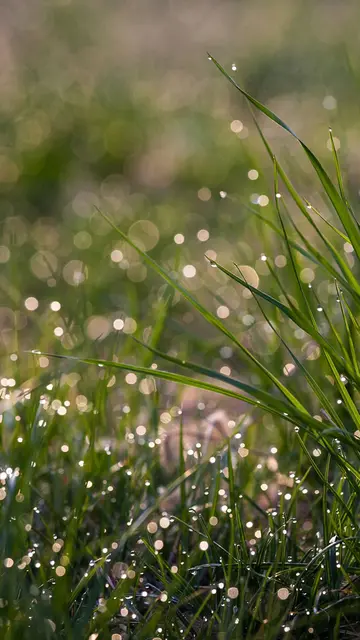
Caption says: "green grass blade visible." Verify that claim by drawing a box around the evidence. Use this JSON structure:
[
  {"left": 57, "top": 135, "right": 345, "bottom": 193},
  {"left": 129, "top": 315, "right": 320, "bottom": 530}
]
[
  {"left": 210, "top": 259, "right": 357, "bottom": 383},
  {"left": 208, "top": 54, "right": 360, "bottom": 259},
  {"left": 96, "top": 207, "right": 310, "bottom": 412},
  {"left": 131, "top": 336, "right": 294, "bottom": 414}
]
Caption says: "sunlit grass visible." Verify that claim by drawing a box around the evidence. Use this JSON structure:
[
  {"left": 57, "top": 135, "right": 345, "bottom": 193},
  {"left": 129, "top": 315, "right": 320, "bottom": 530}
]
[{"left": 1, "top": 59, "right": 360, "bottom": 639}]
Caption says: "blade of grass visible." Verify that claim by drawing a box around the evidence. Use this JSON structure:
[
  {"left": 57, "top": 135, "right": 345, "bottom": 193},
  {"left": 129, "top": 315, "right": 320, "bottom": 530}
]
[
  {"left": 208, "top": 54, "right": 360, "bottom": 260},
  {"left": 96, "top": 206, "right": 312, "bottom": 413},
  {"left": 209, "top": 258, "right": 357, "bottom": 384}
]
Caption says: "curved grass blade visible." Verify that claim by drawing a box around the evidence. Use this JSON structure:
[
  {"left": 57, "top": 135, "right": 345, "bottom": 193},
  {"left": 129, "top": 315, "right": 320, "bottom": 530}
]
[
  {"left": 247, "top": 205, "right": 354, "bottom": 297},
  {"left": 273, "top": 163, "right": 317, "bottom": 326},
  {"left": 328, "top": 128, "right": 349, "bottom": 208},
  {"left": 296, "top": 436, "right": 357, "bottom": 524},
  {"left": 208, "top": 54, "right": 360, "bottom": 260},
  {"left": 307, "top": 283, "right": 354, "bottom": 375},
  {"left": 96, "top": 206, "right": 309, "bottom": 413},
  {"left": 253, "top": 119, "right": 360, "bottom": 301},
  {"left": 335, "top": 282, "right": 360, "bottom": 380},
  {"left": 209, "top": 258, "right": 358, "bottom": 384},
  {"left": 280, "top": 194, "right": 360, "bottom": 304},
  {"left": 130, "top": 335, "right": 294, "bottom": 414},
  {"left": 304, "top": 199, "right": 351, "bottom": 244},
  {"left": 39, "top": 351, "right": 360, "bottom": 464},
  {"left": 233, "top": 263, "right": 345, "bottom": 430},
  {"left": 324, "top": 351, "right": 360, "bottom": 431}
]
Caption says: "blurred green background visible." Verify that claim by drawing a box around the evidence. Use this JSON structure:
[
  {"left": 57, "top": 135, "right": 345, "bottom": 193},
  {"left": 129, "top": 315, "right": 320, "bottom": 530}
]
[{"left": 1, "top": 0, "right": 360, "bottom": 385}]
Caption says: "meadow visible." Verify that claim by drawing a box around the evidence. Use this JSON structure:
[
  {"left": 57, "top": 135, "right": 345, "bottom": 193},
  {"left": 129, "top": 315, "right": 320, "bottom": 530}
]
[{"left": 1, "top": 1, "right": 360, "bottom": 638}]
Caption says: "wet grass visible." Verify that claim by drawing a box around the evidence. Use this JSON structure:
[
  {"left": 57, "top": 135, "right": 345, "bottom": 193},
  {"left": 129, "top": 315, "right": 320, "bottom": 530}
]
[{"left": 1, "top": 60, "right": 360, "bottom": 639}]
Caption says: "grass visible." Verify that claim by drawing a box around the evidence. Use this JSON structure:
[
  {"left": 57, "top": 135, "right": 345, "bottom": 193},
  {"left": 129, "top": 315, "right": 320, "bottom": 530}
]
[{"left": 1, "top": 58, "right": 360, "bottom": 639}]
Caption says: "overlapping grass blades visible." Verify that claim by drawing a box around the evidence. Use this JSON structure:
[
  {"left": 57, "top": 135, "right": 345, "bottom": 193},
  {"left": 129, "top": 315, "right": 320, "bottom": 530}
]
[{"left": 39, "top": 58, "right": 360, "bottom": 637}]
